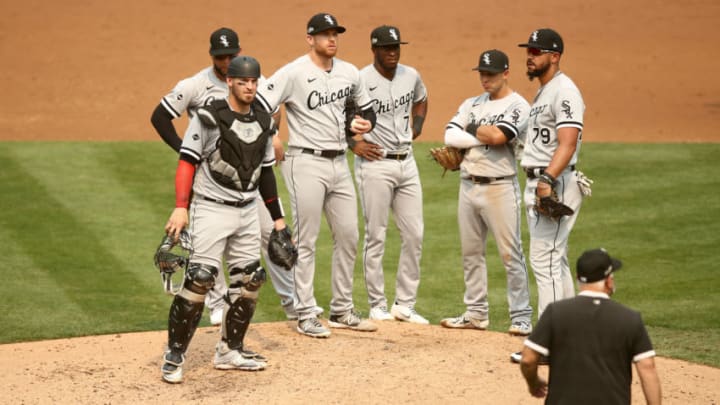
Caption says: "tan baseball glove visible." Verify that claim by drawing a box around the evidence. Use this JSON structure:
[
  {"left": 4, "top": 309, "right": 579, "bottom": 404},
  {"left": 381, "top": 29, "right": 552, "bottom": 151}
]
[{"left": 429, "top": 146, "right": 464, "bottom": 176}]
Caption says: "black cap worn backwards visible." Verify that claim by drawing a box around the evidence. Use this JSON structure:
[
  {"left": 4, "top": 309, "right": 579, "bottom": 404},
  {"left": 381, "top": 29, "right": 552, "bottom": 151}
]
[
  {"left": 307, "top": 13, "right": 346, "bottom": 35},
  {"left": 370, "top": 25, "right": 408, "bottom": 47},
  {"left": 518, "top": 28, "right": 564, "bottom": 53},
  {"left": 576, "top": 248, "right": 623, "bottom": 283},
  {"left": 472, "top": 49, "right": 509, "bottom": 73},
  {"left": 210, "top": 27, "right": 240, "bottom": 56}
]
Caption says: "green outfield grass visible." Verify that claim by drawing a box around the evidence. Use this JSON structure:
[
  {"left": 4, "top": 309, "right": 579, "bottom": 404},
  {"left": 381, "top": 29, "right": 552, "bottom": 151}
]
[{"left": 0, "top": 142, "right": 718, "bottom": 367}]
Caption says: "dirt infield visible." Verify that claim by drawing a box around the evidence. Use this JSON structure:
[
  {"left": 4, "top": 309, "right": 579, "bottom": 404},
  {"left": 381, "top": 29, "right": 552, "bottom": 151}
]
[
  {"left": 1, "top": 322, "right": 719, "bottom": 404},
  {"left": 1, "top": 0, "right": 719, "bottom": 403}
]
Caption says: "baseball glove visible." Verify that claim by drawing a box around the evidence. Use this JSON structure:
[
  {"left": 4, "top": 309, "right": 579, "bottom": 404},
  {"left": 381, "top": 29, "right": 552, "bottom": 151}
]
[
  {"left": 268, "top": 226, "right": 297, "bottom": 271},
  {"left": 535, "top": 190, "right": 574, "bottom": 219},
  {"left": 429, "top": 146, "right": 464, "bottom": 176},
  {"left": 344, "top": 95, "right": 362, "bottom": 137},
  {"left": 154, "top": 230, "right": 193, "bottom": 295}
]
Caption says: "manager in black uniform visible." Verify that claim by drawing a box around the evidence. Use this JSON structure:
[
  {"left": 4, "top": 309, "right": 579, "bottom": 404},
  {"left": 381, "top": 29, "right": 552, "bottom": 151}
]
[{"left": 519, "top": 248, "right": 662, "bottom": 404}]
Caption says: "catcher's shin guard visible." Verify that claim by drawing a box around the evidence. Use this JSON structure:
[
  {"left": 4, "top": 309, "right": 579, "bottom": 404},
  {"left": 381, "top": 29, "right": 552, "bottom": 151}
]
[
  {"left": 167, "top": 263, "right": 219, "bottom": 354},
  {"left": 222, "top": 261, "right": 265, "bottom": 350}
]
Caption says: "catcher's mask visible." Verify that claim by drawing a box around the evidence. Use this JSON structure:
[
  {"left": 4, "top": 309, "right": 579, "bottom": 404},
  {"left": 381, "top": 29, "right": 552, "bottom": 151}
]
[{"left": 153, "top": 230, "right": 193, "bottom": 295}]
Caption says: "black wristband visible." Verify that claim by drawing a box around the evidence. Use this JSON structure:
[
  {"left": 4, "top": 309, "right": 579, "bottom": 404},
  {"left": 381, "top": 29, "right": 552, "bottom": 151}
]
[{"left": 538, "top": 173, "right": 556, "bottom": 185}]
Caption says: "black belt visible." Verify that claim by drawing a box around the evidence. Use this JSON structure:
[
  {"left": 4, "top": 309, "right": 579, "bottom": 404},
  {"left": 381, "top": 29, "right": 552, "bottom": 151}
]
[
  {"left": 200, "top": 195, "right": 253, "bottom": 208},
  {"left": 302, "top": 148, "right": 345, "bottom": 158},
  {"left": 465, "top": 175, "right": 508, "bottom": 184},
  {"left": 525, "top": 165, "right": 576, "bottom": 179},
  {"left": 385, "top": 153, "right": 409, "bottom": 160}
]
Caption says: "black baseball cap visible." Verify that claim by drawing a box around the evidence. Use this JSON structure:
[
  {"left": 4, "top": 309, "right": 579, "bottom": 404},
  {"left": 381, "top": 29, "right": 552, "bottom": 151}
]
[
  {"left": 518, "top": 28, "right": 564, "bottom": 54},
  {"left": 472, "top": 49, "right": 509, "bottom": 73},
  {"left": 307, "top": 13, "right": 346, "bottom": 35},
  {"left": 209, "top": 27, "right": 240, "bottom": 56},
  {"left": 576, "top": 248, "right": 623, "bottom": 283},
  {"left": 371, "top": 25, "right": 408, "bottom": 47}
]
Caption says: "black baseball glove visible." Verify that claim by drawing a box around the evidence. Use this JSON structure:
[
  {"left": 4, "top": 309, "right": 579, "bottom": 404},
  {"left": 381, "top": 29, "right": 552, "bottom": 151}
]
[
  {"left": 535, "top": 190, "right": 574, "bottom": 219},
  {"left": 268, "top": 226, "right": 297, "bottom": 270},
  {"left": 154, "top": 230, "right": 193, "bottom": 295},
  {"left": 344, "top": 95, "right": 362, "bottom": 138}
]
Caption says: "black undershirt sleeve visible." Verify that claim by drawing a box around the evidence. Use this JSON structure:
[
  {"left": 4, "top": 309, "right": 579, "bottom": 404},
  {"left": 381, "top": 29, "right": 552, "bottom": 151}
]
[
  {"left": 150, "top": 104, "right": 182, "bottom": 152},
  {"left": 498, "top": 125, "right": 516, "bottom": 142},
  {"left": 258, "top": 166, "right": 283, "bottom": 220}
]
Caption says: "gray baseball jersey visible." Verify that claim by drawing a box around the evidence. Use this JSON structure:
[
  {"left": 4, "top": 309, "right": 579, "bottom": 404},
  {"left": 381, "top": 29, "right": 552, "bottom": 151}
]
[
  {"left": 256, "top": 54, "right": 372, "bottom": 321},
  {"left": 360, "top": 63, "right": 427, "bottom": 151},
  {"left": 444, "top": 91, "right": 533, "bottom": 324},
  {"left": 355, "top": 63, "right": 427, "bottom": 311},
  {"left": 446, "top": 92, "right": 530, "bottom": 177},
  {"left": 521, "top": 71, "right": 584, "bottom": 168},
  {"left": 256, "top": 54, "right": 374, "bottom": 149},
  {"left": 161, "top": 66, "right": 227, "bottom": 120},
  {"left": 520, "top": 71, "right": 586, "bottom": 318}
]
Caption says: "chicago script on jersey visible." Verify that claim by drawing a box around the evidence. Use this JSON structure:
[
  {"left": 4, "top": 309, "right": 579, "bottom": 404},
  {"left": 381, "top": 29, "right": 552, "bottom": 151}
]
[{"left": 307, "top": 86, "right": 352, "bottom": 110}]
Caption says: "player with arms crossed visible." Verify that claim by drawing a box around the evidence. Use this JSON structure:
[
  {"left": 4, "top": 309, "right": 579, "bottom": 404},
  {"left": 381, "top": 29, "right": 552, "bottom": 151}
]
[
  {"left": 160, "top": 56, "right": 287, "bottom": 383},
  {"left": 150, "top": 28, "right": 299, "bottom": 323},
  {"left": 256, "top": 13, "right": 378, "bottom": 338},
  {"left": 440, "top": 50, "right": 533, "bottom": 335},
  {"left": 351, "top": 25, "right": 429, "bottom": 324}
]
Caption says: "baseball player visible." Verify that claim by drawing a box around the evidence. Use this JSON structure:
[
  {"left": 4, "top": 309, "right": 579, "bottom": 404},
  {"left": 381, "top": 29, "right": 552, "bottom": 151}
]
[
  {"left": 517, "top": 28, "right": 586, "bottom": 319},
  {"left": 439, "top": 49, "right": 533, "bottom": 335},
  {"left": 160, "top": 56, "right": 285, "bottom": 383},
  {"left": 150, "top": 27, "right": 300, "bottom": 324},
  {"left": 351, "top": 25, "right": 429, "bottom": 324},
  {"left": 256, "top": 13, "right": 378, "bottom": 338}
]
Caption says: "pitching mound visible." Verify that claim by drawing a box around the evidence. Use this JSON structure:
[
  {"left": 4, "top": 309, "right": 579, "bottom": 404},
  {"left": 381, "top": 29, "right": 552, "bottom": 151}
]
[{"left": 1, "top": 321, "right": 718, "bottom": 404}]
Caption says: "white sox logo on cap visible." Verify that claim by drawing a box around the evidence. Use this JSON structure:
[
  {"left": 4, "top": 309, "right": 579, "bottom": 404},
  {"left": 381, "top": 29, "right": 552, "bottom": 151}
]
[
  {"left": 324, "top": 14, "right": 334, "bottom": 25},
  {"left": 531, "top": 31, "right": 539, "bottom": 42},
  {"left": 482, "top": 53, "right": 491, "bottom": 66},
  {"left": 389, "top": 28, "right": 399, "bottom": 41},
  {"left": 220, "top": 35, "right": 230, "bottom": 47}
]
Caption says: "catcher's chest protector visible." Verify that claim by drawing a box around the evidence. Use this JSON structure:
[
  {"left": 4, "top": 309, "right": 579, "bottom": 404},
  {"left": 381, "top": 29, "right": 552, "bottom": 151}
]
[{"left": 205, "top": 99, "right": 272, "bottom": 191}]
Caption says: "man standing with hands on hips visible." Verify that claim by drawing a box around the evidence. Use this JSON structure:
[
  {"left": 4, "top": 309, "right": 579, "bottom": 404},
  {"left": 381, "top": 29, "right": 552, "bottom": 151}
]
[
  {"left": 256, "top": 13, "right": 378, "bottom": 338},
  {"left": 351, "top": 25, "right": 429, "bottom": 324},
  {"left": 515, "top": 28, "right": 587, "bottom": 323}
]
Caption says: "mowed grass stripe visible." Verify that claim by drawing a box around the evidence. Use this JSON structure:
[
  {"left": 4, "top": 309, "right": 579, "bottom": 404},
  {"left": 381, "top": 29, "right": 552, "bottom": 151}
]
[
  {"left": 0, "top": 231, "right": 91, "bottom": 342},
  {"left": 2, "top": 145, "right": 168, "bottom": 334}
]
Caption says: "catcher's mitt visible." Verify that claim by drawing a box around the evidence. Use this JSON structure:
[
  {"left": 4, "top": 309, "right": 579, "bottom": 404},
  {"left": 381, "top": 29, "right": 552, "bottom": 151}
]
[
  {"left": 154, "top": 230, "right": 193, "bottom": 295},
  {"left": 535, "top": 190, "right": 574, "bottom": 219},
  {"left": 268, "top": 226, "right": 297, "bottom": 271},
  {"left": 429, "top": 146, "right": 464, "bottom": 176}
]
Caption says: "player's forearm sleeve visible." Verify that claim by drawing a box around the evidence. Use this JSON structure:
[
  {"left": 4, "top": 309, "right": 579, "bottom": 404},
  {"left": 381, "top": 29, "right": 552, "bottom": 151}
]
[
  {"left": 444, "top": 125, "right": 483, "bottom": 148},
  {"left": 258, "top": 166, "right": 284, "bottom": 220},
  {"left": 151, "top": 104, "right": 182, "bottom": 153},
  {"left": 175, "top": 159, "right": 195, "bottom": 208}
]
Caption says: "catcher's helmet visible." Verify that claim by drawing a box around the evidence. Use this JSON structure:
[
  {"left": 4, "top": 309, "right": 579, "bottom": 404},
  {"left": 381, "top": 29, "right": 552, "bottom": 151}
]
[
  {"left": 154, "top": 230, "right": 193, "bottom": 295},
  {"left": 228, "top": 56, "right": 261, "bottom": 78}
]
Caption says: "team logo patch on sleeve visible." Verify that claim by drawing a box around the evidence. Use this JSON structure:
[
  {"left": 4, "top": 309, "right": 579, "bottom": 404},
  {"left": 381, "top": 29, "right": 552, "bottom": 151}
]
[{"left": 561, "top": 100, "right": 574, "bottom": 119}]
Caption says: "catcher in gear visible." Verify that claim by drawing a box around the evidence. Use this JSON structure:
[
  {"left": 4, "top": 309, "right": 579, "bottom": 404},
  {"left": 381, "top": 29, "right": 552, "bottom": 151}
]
[
  {"left": 159, "top": 55, "right": 285, "bottom": 384},
  {"left": 429, "top": 146, "right": 464, "bottom": 176},
  {"left": 268, "top": 226, "right": 298, "bottom": 270}
]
